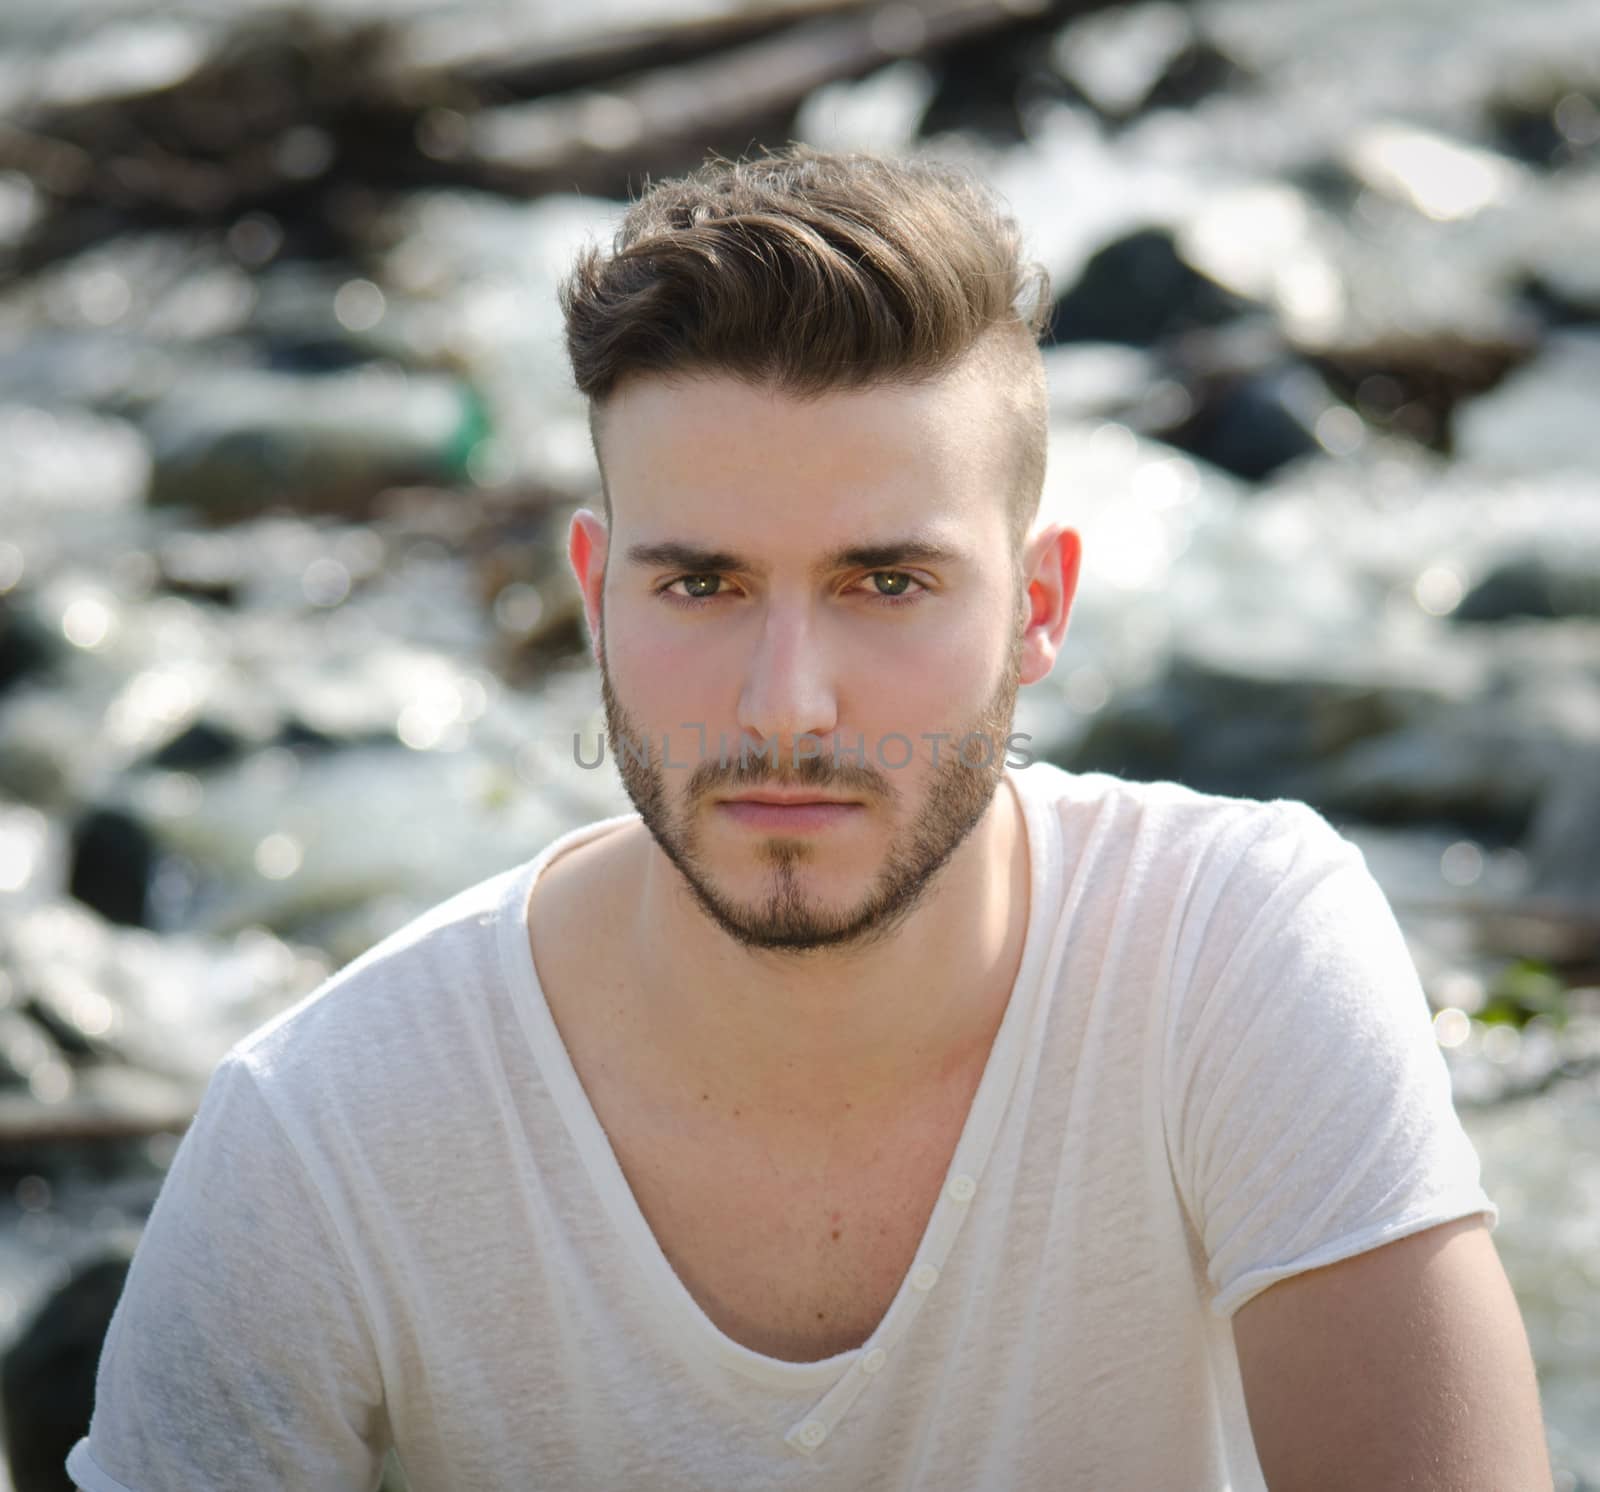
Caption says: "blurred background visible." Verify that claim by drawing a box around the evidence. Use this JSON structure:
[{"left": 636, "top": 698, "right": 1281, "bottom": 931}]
[{"left": 0, "top": 0, "right": 1598, "bottom": 1486}]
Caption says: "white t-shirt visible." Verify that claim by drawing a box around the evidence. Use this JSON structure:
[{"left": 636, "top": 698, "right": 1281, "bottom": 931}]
[{"left": 68, "top": 763, "right": 1497, "bottom": 1491}]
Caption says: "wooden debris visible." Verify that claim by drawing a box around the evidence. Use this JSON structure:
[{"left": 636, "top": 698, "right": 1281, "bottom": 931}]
[{"left": 466, "top": 0, "right": 1068, "bottom": 195}]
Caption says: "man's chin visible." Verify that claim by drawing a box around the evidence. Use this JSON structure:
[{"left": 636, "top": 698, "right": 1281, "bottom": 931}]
[
  {"left": 696, "top": 856, "right": 874, "bottom": 910},
  {"left": 693, "top": 897, "right": 904, "bottom": 956},
  {"left": 671, "top": 845, "right": 892, "bottom": 941}
]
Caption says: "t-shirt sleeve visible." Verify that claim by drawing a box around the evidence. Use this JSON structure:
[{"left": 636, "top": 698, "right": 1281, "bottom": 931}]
[
  {"left": 65, "top": 1053, "right": 390, "bottom": 1492},
  {"left": 1164, "top": 801, "right": 1499, "bottom": 1321}
]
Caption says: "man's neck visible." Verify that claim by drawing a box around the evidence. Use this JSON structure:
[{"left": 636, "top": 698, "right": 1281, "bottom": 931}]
[{"left": 617, "top": 775, "right": 1031, "bottom": 1130}]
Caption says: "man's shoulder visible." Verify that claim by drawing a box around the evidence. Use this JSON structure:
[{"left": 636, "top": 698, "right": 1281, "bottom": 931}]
[
  {"left": 1019, "top": 761, "right": 1342, "bottom": 865},
  {"left": 223, "top": 807, "right": 641, "bottom": 1105},
  {"left": 228, "top": 858, "right": 530, "bottom": 1085}
]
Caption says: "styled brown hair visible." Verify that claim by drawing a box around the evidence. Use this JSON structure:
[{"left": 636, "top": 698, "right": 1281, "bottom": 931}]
[{"left": 560, "top": 145, "right": 1052, "bottom": 551}]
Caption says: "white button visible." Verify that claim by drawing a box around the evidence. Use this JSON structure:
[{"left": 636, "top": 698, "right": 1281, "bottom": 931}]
[
  {"left": 796, "top": 1419, "right": 828, "bottom": 1448},
  {"left": 861, "top": 1347, "right": 888, "bottom": 1374},
  {"left": 947, "top": 1173, "right": 977, "bottom": 1203},
  {"left": 910, "top": 1263, "right": 939, "bottom": 1291}
]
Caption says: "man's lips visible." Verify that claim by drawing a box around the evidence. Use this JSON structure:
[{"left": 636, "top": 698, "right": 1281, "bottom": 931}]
[
  {"left": 714, "top": 793, "right": 866, "bottom": 831},
  {"left": 719, "top": 792, "right": 859, "bottom": 806}
]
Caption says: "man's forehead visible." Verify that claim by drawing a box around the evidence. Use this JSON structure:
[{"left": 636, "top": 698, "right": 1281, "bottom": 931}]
[
  {"left": 591, "top": 361, "right": 1007, "bottom": 473},
  {"left": 590, "top": 357, "right": 1031, "bottom": 563}
]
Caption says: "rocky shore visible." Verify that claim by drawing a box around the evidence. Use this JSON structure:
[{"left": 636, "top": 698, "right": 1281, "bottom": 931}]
[{"left": 1, "top": 0, "right": 1597, "bottom": 1484}]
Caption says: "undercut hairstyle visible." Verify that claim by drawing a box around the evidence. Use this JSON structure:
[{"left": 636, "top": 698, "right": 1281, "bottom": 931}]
[{"left": 559, "top": 146, "right": 1052, "bottom": 558}]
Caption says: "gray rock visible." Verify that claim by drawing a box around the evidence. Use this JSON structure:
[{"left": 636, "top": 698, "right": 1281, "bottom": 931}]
[
  {"left": 143, "top": 365, "right": 488, "bottom": 516},
  {"left": 1455, "top": 331, "right": 1600, "bottom": 471},
  {"left": 1522, "top": 757, "right": 1600, "bottom": 903},
  {"left": 1, "top": 1248, "right": 132, "bottom": 1492},
  {"left": 1454, "top": 556, "right": 1600, "bottom": 622}
]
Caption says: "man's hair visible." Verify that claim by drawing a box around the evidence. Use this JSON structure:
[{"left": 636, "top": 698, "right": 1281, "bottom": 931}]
[{"left": 559, "top": 145, "right": 1051, "bottom": 555}]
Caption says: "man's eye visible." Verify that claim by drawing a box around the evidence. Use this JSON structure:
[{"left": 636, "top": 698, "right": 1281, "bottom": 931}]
[
  {"left": 868, "top": 571, "right": 915, "bottom": 597},
  {"left": 659, "top": 572, "right": 925, "bottom": 604},
  {"left": 664, "top": 575, "right": 723, "bottom": 600}
]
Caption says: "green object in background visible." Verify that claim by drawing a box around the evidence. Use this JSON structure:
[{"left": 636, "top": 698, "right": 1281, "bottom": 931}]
[
  {"left": 1478, "top": 959, "right": 1570, "bottom": 1028},
  {"left": 442, "top": 380, "right": 492, "bottom": 480},
  {"left": 142, "top": 366, "right": 491, "bottom": 516}
]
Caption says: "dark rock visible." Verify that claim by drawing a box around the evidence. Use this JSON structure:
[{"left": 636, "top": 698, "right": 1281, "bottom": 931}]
[
  {"left": 1487, "top": 86, "right": 1600, "bottom": 170},
  {"left": 1067, "top": 628, "right": 1579, "bottom": 843},
  {"left": 1516, "top": 270, "right": 1600, "bottom": 329},
  {"left": 1059, "top": 649, "right": 1415, "bottom": 802},
  {"left": 22, "top": 996, "right": 98, "bottom": 1061},
  {"left": 260, "top": 337, "right": 375, "bottom": 375},
  {"left": 68, "top": 809, "right": 157, "bottom": 928},
  {"left": 1511, "top": 182, "right": 1600, "bottom": 331},
  {"left": 1284, "top": 156, "right": 1367, "bottom": 213},
  {"left": 1139, "top": 38, "right": 1252, "bottom": 114},
  {"left": 1047, "top": 3, "right": 1248, "bottom": 124},
  {"left": 1454, "top": 558, "right": 1600, "bottom": 623},
  {"left": 1162, "top": 365, "right": 1325, "bottom": 481},
  {"left": 1522, "top": 755, "right": 1600, "bottom": 902},
  {"left": 1055, "top": 688, "right": 1185, "bottom": 786},
  {"left": 1305, "top": 726, "right": 1552, "bottom": 842},
  {"left": 919, "top": 15, "right": 1076, "bottom": 144},
  {"left": 0, "top": 1010, "right": 73, "bottom": 1089},
  {"left": 157, "top": 531, "right": 244, "bottom": 606},
  {"left": 1, "top": 1249, "right": 133, "bottom": 1492},
  {"left": 276, "top": 717, "right": 342, "bottom": 753},
  {"left": 148, "top": 719, "right": 244, "bottom": 771},
  {"left": 0, "top": 595, "right": 55, "bottom": 697},
  {"left": 1490, "top": 96, "right": 1573, "bottom": 169},
  {"left": 270, "top": 717, "right": 394, "bottom": 755},
  {"left": 1047, "top": 229, "right": 1255, "bottom": 348}
]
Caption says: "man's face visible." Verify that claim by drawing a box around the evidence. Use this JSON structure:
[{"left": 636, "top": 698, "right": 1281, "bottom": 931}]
[{"left": 583, "top": 364, "right": 1034, "bottom": 957}]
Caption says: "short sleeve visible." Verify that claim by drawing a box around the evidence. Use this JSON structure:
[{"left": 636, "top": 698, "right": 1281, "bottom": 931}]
[
  {"left": 66, "top": 1054, "right": 390, "bottom": 1491},
  {"left": 1164, "top": 803, "right": 1499, "bottom": 1321}
]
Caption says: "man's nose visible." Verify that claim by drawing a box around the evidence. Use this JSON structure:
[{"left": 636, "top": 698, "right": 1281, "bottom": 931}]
[{"left": 735, "top": 604, "right": 840, "bottom": 763}]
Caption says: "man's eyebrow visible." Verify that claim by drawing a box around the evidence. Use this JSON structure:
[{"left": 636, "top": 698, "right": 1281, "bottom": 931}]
[
  {"left": 623, "top": 538, "right": 968, "bottom": 577},
  {"left": 828, "top": 539, "right": 966, "bottom": 572}
]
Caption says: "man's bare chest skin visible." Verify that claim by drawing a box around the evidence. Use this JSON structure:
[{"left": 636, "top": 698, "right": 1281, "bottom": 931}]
[{"left": 584, "top": 1060, "right": 978, "bottom": 1363}]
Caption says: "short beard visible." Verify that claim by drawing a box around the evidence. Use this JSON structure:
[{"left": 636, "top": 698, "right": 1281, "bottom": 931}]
[{"left": 596, "top": 611, "right": 1024, "bottom": 956}]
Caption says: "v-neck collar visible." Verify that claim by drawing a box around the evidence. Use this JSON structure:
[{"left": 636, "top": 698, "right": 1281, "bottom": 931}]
[{"left": 498, "top": 763, "right": 1063, "bottom": 1398}]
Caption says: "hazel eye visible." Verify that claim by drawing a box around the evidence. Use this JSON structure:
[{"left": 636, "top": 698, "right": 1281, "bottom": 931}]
[
  {"left": 664, "top": 575, "right": 724, "bottom": 600},
  {"left": 869, "top": 572, "right": 914, "bottom": 597},
  {"left": 858, "top": 571, "right": 927, "bottom": 605}
]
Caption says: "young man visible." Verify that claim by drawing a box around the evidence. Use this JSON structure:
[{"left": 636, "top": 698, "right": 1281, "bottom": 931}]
[{"left": 69, "top": 148, "right": 1552, "bottom": 1489}]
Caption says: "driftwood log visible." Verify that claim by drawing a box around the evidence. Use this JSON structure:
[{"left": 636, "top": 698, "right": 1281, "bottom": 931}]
[
  {"left": 1, "top": 0, "right": 1096, "bottom": 268},
  {"left": 465, "top": 0, "right": 1070, "bottom": 194}
]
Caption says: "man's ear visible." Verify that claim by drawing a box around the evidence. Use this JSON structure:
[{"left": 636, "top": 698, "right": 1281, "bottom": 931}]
[
  {"left": 1017, "top": 524, "right": 1082, "bottom": 687},
  {"left": 568, "top": 509, "right": 609, "bottom": 664}
]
